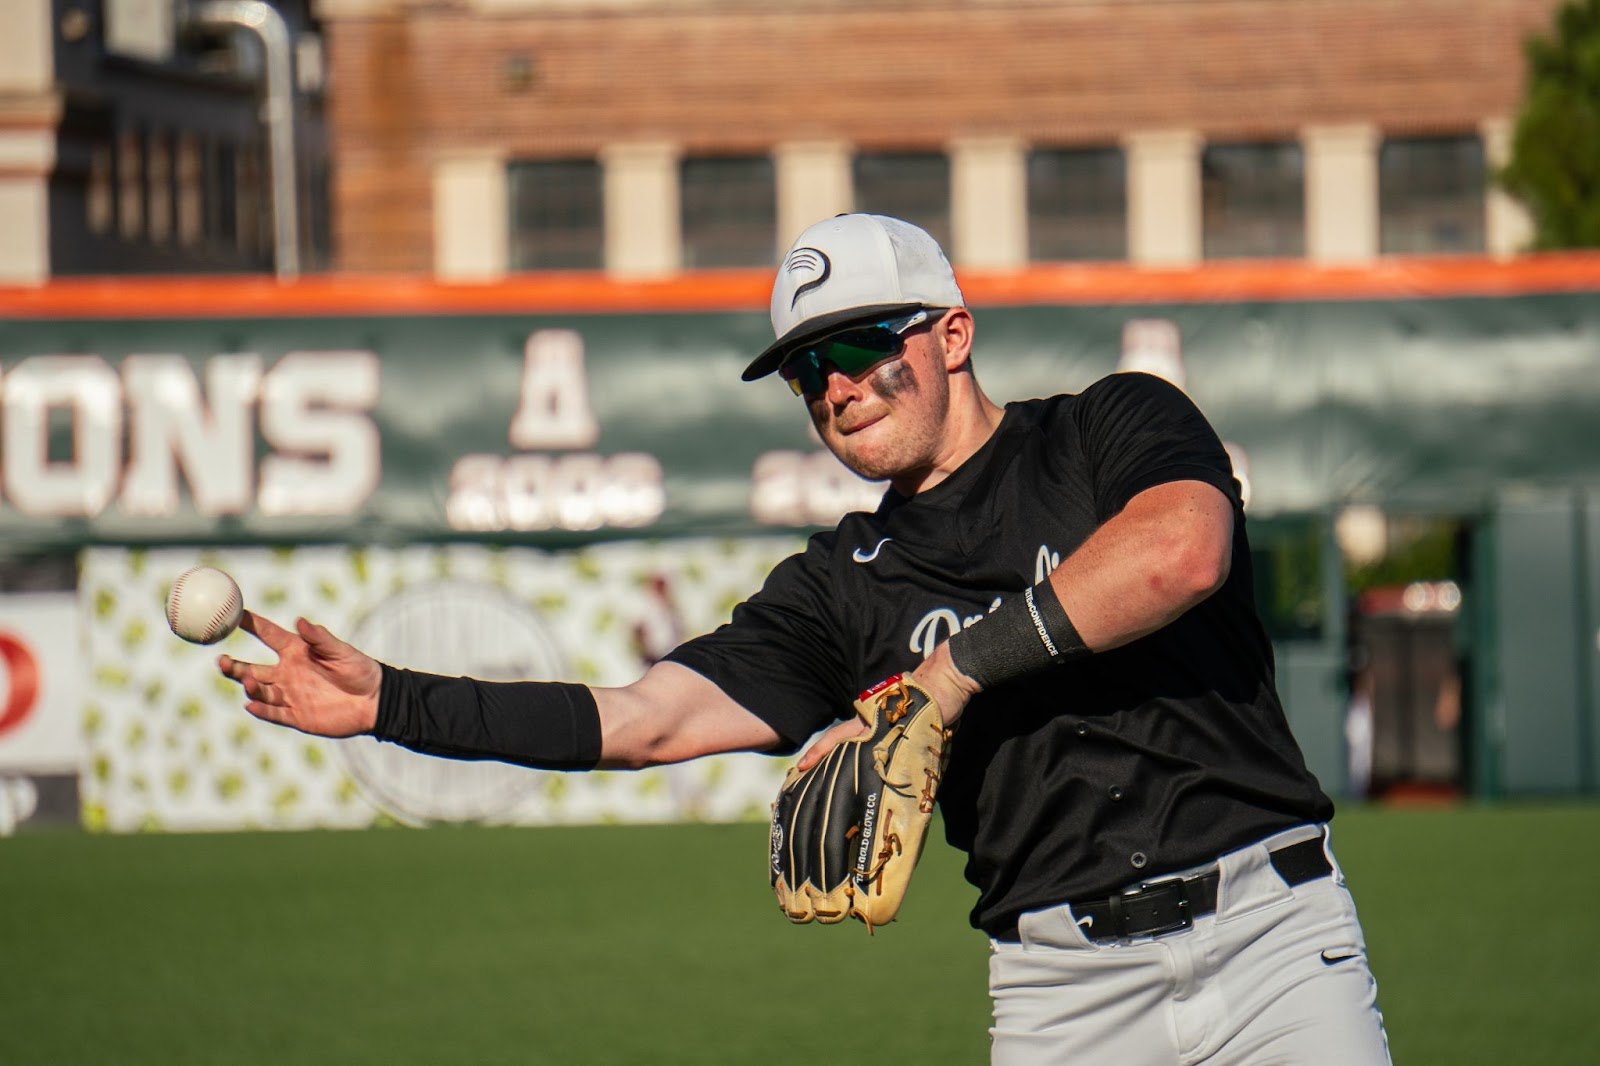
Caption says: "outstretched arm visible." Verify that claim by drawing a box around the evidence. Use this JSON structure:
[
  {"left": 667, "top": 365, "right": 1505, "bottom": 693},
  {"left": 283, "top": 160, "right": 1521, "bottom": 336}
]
[
  {"left": 592, "top": 661, "right": 781, "bottom": 769},
  {"left": 219, "top": 615, "right": 780, "bottom": 769}
]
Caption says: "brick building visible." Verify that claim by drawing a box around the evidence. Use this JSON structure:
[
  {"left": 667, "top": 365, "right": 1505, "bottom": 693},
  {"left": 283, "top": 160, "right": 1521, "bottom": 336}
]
[
  {"left": 320, "top": 0, "right": 1559, "bottom": 278},
  {"left": 0, "top": 0, "right": 330, "bottom": 282},
  {"left": 0, "top": 0, "right": 1565, "bottom": 279}
]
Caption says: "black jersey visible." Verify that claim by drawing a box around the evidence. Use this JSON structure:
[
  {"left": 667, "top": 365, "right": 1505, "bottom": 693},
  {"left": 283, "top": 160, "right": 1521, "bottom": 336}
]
[{"left": 666, "top": 372, "right": 1333, "bottom": 935}]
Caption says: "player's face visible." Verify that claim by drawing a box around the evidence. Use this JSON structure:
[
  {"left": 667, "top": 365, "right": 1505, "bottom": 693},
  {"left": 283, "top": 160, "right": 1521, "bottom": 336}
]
[{"left": 800, "top": 317, "right": 953, "bottom": 484}]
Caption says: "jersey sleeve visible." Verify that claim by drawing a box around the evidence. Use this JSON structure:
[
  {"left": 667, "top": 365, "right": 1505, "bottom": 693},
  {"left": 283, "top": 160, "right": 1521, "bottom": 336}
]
[
  {"left": 662, "top": 534, "right": 854, "bottom": 753},
  {"left": 1073, "top": 372, "right": 1242, "bottom": 519}
]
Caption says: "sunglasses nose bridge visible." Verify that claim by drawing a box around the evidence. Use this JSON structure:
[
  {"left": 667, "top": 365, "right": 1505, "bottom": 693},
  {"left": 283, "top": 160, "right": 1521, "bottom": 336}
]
[{"left": 818, "top": 358, "right": 866, "bottom": 401}]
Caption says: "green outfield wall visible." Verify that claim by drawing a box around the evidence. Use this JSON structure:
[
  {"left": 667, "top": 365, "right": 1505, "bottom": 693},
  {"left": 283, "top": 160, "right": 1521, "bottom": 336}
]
[
  {"left": 0, "top": 278, "right": 1596, "bottom": 816},
  {"left": 0, "top": 294, "right": 1595, "bottom": 543}
]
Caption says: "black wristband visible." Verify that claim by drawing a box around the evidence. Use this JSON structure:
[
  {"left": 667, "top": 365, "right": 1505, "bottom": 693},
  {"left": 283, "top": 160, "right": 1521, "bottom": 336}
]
[
  {"left": 946, "top": 579, "right": 1088, "bottom": 690},
  {"left": 373, "top": 665, "right": 602, "bottom": 771}
]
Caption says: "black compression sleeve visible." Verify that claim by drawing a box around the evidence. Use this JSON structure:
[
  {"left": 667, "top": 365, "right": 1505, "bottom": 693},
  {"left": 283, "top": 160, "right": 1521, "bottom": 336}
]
[
  {"left": 946, "top": 578, "right": 1089, "bottom": 690},
  {"left": 372, "top": 665, "right": 602, "bottom": 771}
]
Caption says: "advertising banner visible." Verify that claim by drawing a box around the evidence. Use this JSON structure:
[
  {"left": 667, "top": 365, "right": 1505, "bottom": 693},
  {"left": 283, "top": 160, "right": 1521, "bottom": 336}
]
[
  {"left": 80, "top": 540, "right": 805, "bottom": 832},
  {"left": 0, "top": 592, "right": 85, "bottom": 831},
  {"left": 0, "top": 592, "right": 81, "bottom": 772},
  {"left": 1, "top": 289, "right": 1597, "bottom": 549}
]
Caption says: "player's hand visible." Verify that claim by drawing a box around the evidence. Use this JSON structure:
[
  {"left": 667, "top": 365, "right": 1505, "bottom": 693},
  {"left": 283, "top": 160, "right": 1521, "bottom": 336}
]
[
  {"left": 794, "top": 645, "right": 979, "bottom": 772},
  {"left": 794, "top": 715, "right": 869, "bottom": 772},
  {"left": 907, "top": 641, "right": 980, "bottom": 727},
  {"left": 218, "top": 611, "right": 381, "bottom": 737}
]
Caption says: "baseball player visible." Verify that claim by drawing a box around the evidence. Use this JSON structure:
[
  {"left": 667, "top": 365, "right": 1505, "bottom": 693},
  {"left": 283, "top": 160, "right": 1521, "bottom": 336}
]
[{"left": 221, "top": 214, "right": 1390, "bottom": 1064}]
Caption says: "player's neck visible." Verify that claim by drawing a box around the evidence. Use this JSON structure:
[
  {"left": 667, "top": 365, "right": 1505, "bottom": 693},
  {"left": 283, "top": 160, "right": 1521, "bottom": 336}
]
[{"left": 890, "top": 384, "right": 1006, "bottom": 497}]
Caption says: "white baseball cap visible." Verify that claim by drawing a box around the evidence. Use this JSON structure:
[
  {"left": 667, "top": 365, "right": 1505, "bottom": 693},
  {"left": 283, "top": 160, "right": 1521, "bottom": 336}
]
[{"left": 742, "top": 213, "right": 966, "bottom": 382}]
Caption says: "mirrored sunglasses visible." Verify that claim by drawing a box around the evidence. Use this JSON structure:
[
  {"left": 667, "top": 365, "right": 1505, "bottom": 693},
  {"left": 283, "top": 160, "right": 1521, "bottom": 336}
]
[{"left": 777, "top": 310, "right": 935, "bottom": 397}]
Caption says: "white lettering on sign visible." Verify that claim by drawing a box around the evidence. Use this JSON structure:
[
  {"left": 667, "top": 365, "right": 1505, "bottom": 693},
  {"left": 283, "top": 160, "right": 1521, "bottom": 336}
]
[
  {"left": 750, "top": 450, "right": 886, "bottom": 527},
  {"left": 446, "top": 452, "right": 664, "bottom": 532},
  {"left": 2, "top": 356, "right": 122, "bottom": 517},
  {"left": 121, "top": 354, "right": 262, "bottom": 517},
  {"left": 1119, "top": 319, "right": 1186, "bottom": 389},
  {"left": 452, "top": 330, "right": 663, "bottom": 533},
  {"left": 258, "top": 351, "right": 382, "bottom": 516},
  {"left": 509, "top": 329, "right": 600, "bottom": 450},
  {"left": 0, "top": 351, "right": 380, "bottom": 520},
  {"left": 0, "top": 338, "right": 656, "bottom": 530}
]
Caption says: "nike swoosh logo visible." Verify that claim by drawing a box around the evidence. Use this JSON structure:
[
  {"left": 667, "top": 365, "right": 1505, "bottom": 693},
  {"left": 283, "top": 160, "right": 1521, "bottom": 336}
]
[
  {"left": 852, "top": 538, "right": 893, "bottom": 563},
  {"left": 1320, "top": 948, "right": 1361, "bottom": 965}
]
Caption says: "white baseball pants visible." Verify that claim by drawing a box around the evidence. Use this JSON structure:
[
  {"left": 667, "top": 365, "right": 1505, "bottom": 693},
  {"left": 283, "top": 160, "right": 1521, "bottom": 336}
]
[{"left": 988, "top": 825, "right": 1391, "bottom": 1065}]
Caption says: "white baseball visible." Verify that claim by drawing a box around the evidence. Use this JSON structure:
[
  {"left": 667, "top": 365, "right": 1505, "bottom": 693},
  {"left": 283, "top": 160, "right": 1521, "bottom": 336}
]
[{"left": 166, "top": 566, "right": 245, "bottom": 645}]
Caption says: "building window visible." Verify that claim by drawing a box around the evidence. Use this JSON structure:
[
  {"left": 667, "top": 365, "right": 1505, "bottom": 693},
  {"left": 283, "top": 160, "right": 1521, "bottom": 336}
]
[
  {"left": 146, "top": 130, "right": 173, "bottom": 245},
  {"left": 853, "top": 151, "right": 951, "bottom": 251},
  {"left": 236, "top": 140, "right": 266, "bottom": 258},
  {"left": 87, "top": 144, "right": 113, "bottom": 236},
  {"left": 116, "top": 127, "right": 144, "bottom": 241},
  {"left": 508, "top": 159, "right": 604, "bottom": 271},
  {"left": 680, "top": 155, "right": 776, "bottom": 268},
  {"left": 1028, "top": 146, "right": 1126, "bottom": 261},
  {"left": 204, "top": 138, "right": 239, "bottom": 251},
  {"left": 1379, "top": 136, "right": 1485, "bottom": 255},
  {"left": 175, "top": 133, "right": 202, "bottom": 248},
  {"left": 1202, "top": 142, "right": 1304, "bottom": 259}
]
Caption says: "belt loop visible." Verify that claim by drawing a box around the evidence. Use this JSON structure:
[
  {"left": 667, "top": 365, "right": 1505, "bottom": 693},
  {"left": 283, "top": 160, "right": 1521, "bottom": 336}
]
[{"left": 1218, "top": 833, "right": 1295, "bottom": 920}]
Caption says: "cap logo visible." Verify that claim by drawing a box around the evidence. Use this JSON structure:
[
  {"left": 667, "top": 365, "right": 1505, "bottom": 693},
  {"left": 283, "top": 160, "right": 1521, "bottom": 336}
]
[{"left": 783, "top": 247, "right": 831, "bottom": 309}]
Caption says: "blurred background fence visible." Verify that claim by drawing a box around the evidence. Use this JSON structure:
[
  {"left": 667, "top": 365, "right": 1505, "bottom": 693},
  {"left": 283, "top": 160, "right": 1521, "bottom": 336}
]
[{"left": 1, "top": 0, "right": 1598, "bottom": 833}]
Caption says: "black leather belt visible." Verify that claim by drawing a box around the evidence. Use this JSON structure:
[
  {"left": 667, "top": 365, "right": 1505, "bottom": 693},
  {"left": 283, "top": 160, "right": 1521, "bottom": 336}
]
[{"left": 992, "top": 835, "right": 1332, "bottom": 944}]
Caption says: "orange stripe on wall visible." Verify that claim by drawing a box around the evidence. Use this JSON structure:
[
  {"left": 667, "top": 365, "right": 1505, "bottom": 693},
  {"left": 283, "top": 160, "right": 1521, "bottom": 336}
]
[{"left": 2, "top": 255, "right": 1598, "bottom": 320}]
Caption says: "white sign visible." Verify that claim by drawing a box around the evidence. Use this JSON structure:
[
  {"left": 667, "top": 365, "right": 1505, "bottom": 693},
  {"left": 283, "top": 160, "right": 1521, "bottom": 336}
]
[
  {"left": 79, "top": 542, "right": 803, "bottom": 832},
  {"left": 0, "top": 592, "right": 84, "bottom": 772}
]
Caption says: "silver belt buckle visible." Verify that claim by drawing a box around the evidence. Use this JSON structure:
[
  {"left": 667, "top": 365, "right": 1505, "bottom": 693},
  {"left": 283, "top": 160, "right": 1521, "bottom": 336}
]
[{"left": 1116, "top": 877, "right": 1193, "bottom": 938}]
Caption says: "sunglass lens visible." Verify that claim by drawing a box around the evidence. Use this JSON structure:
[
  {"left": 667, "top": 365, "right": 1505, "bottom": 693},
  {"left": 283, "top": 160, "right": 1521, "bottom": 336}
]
[
  {"left": 779, "top": 355, "right": 823, "bottom": 396},
  {"left": 824, "top": 338, "right": 898, "bottom": 374},
  {"left": 777, "top": 319, "right": 913, "bottom": 397},
  {"left": 827, "top": 325, "right": 900, "bottom": 354}
]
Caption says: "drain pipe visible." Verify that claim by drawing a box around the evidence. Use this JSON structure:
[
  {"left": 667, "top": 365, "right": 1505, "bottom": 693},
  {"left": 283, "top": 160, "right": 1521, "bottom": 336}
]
[{"left": 185, "top": 1, "right": 300, "bottom": 279}]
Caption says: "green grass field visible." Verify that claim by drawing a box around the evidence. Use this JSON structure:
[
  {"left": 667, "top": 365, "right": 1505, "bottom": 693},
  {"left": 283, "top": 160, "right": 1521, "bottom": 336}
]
[{"left": 3, "top": 804, "right": 1597, "bottom": 1064}]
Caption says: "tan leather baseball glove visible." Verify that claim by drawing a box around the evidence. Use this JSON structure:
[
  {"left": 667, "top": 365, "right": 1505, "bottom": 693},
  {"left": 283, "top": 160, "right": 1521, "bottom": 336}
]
[{"left": 768, "top": 675, "right": 956, "bottom": 932}]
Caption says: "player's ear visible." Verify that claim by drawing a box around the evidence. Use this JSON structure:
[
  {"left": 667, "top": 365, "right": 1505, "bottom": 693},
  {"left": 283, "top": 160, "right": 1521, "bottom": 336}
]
[{"left": 936, "top": 308, "right": 974, "bottom": 373}]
